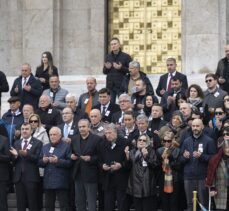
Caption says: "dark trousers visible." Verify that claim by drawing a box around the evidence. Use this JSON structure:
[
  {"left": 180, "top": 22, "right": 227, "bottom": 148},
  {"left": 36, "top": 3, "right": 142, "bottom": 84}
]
[
  {"left": 0, "top": 181, "right": 8, "bottom": 211},
  {"left": 109, "top": 89, "right": 119, "bottom": 104},
  {"left": 133, "top": 196, "right": 156, "bottom": 211},
  {"left": 45, "top": 189, "right": 69, "bottom": 211},
  {"left": 184, "top": 179, "right": 207, "bottom": 211},
  {"left": 74, "top": 180, "right": 97, "bottom": 211},
  {"left": 15, "top": 177, "right": 40, "bottom": 211},
  {"left": 161, "top": 182, "right": 179, "bottom": 211},
  {"left": 98, "top": 183, "right": 104, "bottom": 211},
  {"left": 104, "top": 189, "right": 126, "bottom": 211}
]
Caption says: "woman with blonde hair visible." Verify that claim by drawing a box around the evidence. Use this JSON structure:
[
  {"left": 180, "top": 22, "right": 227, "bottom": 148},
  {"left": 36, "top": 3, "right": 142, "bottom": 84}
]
[
  {"left": 124, "top": 134, "right": 158, "bottom": 211},
  {"left": 29, "top": 114, "right": 49, "bottom": 145}
]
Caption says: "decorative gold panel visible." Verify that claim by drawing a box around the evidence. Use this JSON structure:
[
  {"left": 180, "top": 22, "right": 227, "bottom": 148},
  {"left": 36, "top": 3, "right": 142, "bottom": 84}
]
[{"left": 108, "top": 0, "right": 181, "bottom": 74}]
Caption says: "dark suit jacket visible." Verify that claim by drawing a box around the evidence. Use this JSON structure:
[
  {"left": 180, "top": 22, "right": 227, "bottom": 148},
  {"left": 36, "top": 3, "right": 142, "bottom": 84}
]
[
  {"left": 98, "top": 137, "right": 129, "bottom": 191},
  {"left": 93, "top": 102, "right": 120, "bottom": 123},
  {"left": 10, "top": 74, "right": 42, "bottom": 109},
  {"left": 0, "top": 135, "right": 10, "bottom": 181},
  {"left": 160, "top": 89, "right": 186, "bottom": 122},
  {"left": 71, "top": 133, "right": 102, "bottom": 183},
  {"left": 58, "top": 122, "right": 78, "bottom": 140},
  {"left": 156, "top": 71, "right": 188, "bottom": 97},
  {"left": 73, "top": 107, "right": 88, "bottom": 128},
  {"left": 12, "top": 137, "right": 42, "bottom": 183}
]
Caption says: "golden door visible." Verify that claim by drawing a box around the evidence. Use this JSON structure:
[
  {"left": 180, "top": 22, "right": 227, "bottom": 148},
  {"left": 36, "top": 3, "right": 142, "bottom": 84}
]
[{"left": 108, "top": 0, "right": 181, "bottom": 73}]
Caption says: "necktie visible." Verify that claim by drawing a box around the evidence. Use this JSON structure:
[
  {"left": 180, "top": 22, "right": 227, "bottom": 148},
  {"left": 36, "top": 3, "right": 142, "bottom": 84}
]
[
  {"left": 23, "top": 77, "right": 27, "bottom": 87},
  {"left": 23, "top": 140, "right": 28, "bottom": 150},
  {"left": 102, "top": 106, "right": 106, "bottom": 116},
  {"left": 64, "top": 124, "right": 69, "bottom": 138},
  {"left": 167, "top": 73, "right": 172, "bottom": 91}
]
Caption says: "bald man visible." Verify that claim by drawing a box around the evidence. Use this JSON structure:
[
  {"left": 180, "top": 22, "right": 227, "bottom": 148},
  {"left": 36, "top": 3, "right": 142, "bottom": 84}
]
[
  {"left": 89, "top": 109, "right": 107, "bottom": 137},
  {"left": 215, "top": 44, "right": 229, "bottom": 93},
  {"left": 78, "top": 77, "right": 99, "bottom": 114},
  {"left": 40, "top": 126, "right": 72, "bottom": 210},
  {"left": 180, "top": 119, "right": 216, "bottom": 211}
]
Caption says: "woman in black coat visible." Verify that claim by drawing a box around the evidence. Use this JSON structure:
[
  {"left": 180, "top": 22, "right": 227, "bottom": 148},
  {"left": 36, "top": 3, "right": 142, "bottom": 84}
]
[
  {"left": 124, "top": 134, "right": 158, "bottom": 211},
  {"left": 35, "top": 51, "right": 58, "bottom": 91}
]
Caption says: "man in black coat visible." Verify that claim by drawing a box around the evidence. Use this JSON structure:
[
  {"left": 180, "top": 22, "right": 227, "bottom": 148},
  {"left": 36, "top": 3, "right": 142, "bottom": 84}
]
[
  {"left": 0, "top": 71, "right": 9, "bottom": 116},
  {"left": 156, "top": 58, "right": 188, "bottom": 97},
  {"left": 10, "top": 63, "right": 42, "bottom": 109},
  {"left": 99, "top": 123, "right": 129, "bottom": 211},
  {"left": 103, "top": 37, "right": 132, "bottom": 103},
  {"left": 10, "top": 123, "right": 42, "bottom": 211},
  {"left": 0, "top": 135, "right": 11, "bottom": 211},
  {"left": 71, "top": 119, "right": 102, "bottom": 211},
  {"left": 120, "top": 61, "right": 154, "bottom": 96},
  {"left": 36, "top": 95, "right": 62, "bottom": 134},
  {"left": 93, "top": 88, "right": 120, "bottom": 123}
]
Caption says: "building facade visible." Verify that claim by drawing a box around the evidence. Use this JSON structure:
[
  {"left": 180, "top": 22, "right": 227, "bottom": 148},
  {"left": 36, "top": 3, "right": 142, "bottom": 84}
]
[{"left": 0, "top": 0, "right": 228, "bottom": 76}]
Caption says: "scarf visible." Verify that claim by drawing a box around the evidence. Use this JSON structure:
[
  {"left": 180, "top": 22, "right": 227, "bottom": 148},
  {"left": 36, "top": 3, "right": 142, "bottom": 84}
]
[{"left": 162, "top": 151, "right": 173, "bottom": 193}]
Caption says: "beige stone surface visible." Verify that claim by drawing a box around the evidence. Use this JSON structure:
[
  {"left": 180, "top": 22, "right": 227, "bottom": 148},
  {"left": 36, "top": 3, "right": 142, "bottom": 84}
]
[{"left": 0, "top": 0, "right": 228, "bottom": 76}]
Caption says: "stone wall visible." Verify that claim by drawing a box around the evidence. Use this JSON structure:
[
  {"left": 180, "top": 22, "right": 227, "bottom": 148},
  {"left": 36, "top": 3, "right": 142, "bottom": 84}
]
[
  {"left": 0, "top": 0, "right": 105, "bottom": 76},
  {"left": 0, "top": 0, "right": 227, "bottom": 76}
]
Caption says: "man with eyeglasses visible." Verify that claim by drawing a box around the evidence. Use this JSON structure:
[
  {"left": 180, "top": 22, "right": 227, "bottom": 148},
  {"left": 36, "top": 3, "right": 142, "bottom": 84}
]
[
  {"left": 58, "top": 107, "right": 78, "bottom": 144},
  {"left": 180, "top": 119, "right": 216, "bottom": 211},
  {"left": 203, "top": 73, "right": 227, "bottom": 115},
  {"left": 111, "top": 93, "right": 134, "bottom": 125}
]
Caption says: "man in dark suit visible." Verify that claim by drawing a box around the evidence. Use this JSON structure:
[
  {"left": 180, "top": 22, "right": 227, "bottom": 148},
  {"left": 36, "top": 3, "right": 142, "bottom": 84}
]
[
  {"left": 93, "top": 88, "right": 120, "bottom": 123},
  {"left": 160, "top": 76, "right": 186, "bottom": 122},
  {"left": 71, "top": 119, "right": 102, "bottom": 211},
  {"left": 10, "top": 123, "right": 42, "bottom": 211},
  {"left": 111, "top": 93, "right": 133, "bottom": 125},
  {"left": 58, "top": 107, "right": 78, "bottom": 144},
  {"left": 0, "top": 135, "right": 11, "bottom": 211},
  {"left": 10, "top": 63, "right": 42, "bottom": 109},
  {"left": 156, "top": 58, "right": 188, "bottom": 97}
]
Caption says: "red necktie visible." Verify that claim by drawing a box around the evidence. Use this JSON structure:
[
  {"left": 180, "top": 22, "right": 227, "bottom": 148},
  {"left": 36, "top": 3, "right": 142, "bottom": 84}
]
[{"left": 23, "top": 140, "right": 28, "bottom": 150}]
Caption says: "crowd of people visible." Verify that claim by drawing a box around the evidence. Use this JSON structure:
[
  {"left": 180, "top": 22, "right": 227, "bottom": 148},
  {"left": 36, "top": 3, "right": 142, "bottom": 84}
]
[{"left": 0, "top": 40, "right": 229, "bottom": 211}]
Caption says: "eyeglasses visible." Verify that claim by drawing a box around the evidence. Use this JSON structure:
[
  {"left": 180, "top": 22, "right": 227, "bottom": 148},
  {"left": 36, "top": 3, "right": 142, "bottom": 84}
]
[
  {"left": 224, "top": 98, "right": 229, "bottom": 102},
  {"left": 215, "top": 112, "right": 224, "bottom": 115},
  {"left": 205, "top": 79, "right": 213, "bottom": 83},
  {"left": 138, "top": 138, "right": 147, "bottom": 142},
  {"left": 119, "top": 100, "right": 129, "bottom": 103},
  {"left": 163, "top": 139, "right": 172, "bottom": 143},
  {"left": 29, "top": 120, "right": 38, "bottom": 123},
  {"left": 223, "top": 132, "right": 229, "bottom": 136},
  {"left": 62, "top": 112, "right": 72, "bottom": 115}
]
